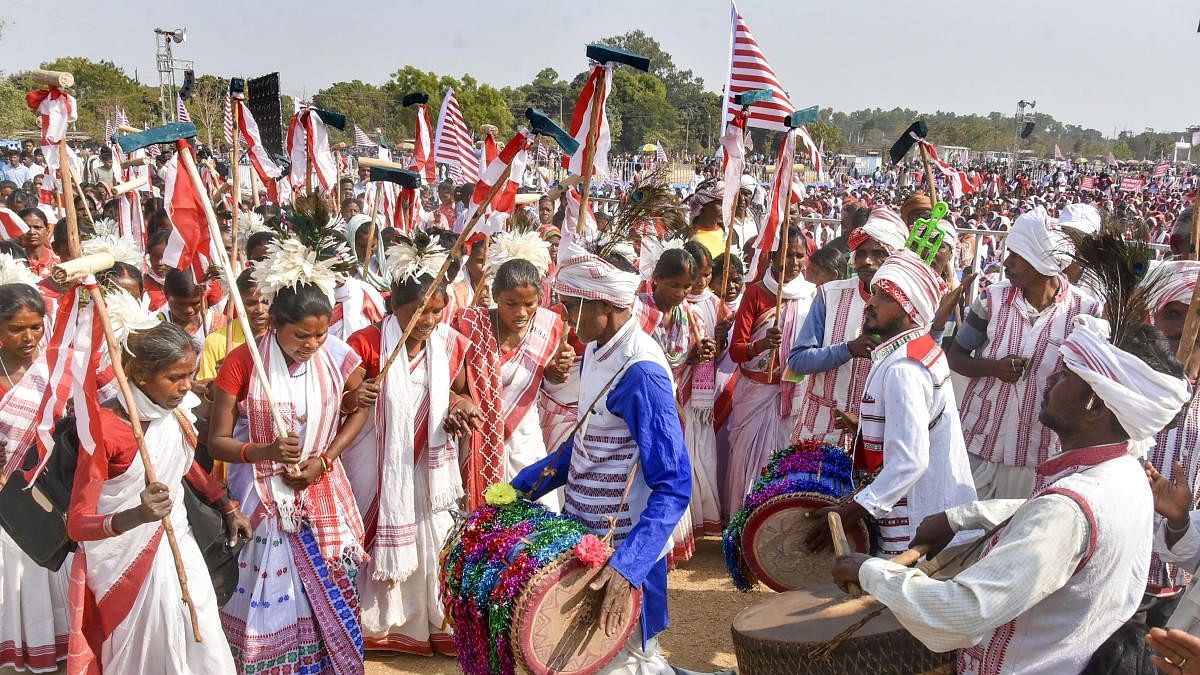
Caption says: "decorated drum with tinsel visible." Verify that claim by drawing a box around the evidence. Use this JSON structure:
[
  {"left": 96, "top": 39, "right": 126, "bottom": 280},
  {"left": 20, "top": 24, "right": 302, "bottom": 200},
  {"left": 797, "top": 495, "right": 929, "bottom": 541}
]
[
  {"left": 723, "top": 440, "right": 868, "bottom": 592},
  {"left": 440, "top": 492, "right": 642, "bottom": 675}
]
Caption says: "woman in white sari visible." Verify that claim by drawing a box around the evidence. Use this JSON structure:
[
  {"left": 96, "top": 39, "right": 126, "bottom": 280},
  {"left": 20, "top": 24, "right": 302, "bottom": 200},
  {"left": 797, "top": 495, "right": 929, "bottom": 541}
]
[{"left": 66, "top": 319, "right": 251, "bottom": 674}]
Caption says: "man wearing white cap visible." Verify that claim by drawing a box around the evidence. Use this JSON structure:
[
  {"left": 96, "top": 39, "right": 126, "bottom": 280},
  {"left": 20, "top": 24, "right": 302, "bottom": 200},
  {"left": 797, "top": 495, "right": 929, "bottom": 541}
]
[
  {"left": 510, "top": 238, "right": 691, "bottom": 673},
  {"left": 787, "top": 206, "right": 908, "bottom": 450},
  {"left": 835, "top": 315, "right": 1189, "bottom": 674},
  {"left": 1057, "top": 202, "right": 1103, "bottom": 296},
  {"left": 948, "top": 207, "right": 1102, "bottom": 499},
  {"left": 810, "top": 249, "right": 976, "bottom": 556}
]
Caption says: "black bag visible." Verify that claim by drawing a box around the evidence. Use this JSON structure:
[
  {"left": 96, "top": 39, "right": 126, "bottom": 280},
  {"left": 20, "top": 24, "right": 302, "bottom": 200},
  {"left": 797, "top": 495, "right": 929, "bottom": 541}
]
[
  {"left": 182, "top": 478, "right": 244, "bottom": 607},
  {"left": 0, "top": 417, "right": 80, "bottom": 571}
]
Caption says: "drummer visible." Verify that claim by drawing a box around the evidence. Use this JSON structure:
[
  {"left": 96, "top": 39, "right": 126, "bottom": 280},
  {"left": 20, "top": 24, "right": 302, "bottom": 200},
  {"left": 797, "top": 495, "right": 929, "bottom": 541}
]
[
  {"left": 509, "top": 236, "right": 692, "bottom": 674},
  {"left": 833, "top": 316, "right": 1189, "bottom": 673},
  {"left": 809, "top": 250, "right": 976, "bottom": 557}
]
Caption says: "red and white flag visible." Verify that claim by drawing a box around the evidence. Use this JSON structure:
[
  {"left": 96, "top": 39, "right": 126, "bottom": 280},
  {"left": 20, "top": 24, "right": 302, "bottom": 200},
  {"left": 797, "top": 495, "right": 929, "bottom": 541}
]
[
  {"left": 1053, "top": 144, "right": 1063, "bottom": 161},
  {"left": 223, "top": 95, "right": 234, "bottom": 146},
  {"left": 115, "top": 107, "right": 129, "bottom": 128},
  {"left": 917, "top": 140, "right": 975, "bottom": 199},
  {"left": 655, "top": 141, "right": 668, "bottom": 165},
  {"left": 563, "top": 64, "right": 612, "bottom": 179},
  {"left": 69, "top": 288, "right": 105, "bottom": 460},
  {"left": 1107, "top": 151, "right": 1118, "bottom": 166},
  {"left": 163, "top": 143, "right": 214, "bottom": 278},
  {"left": 286, "top": 105, "right": 338, "bottom": 192},
  {"left": 749, "top": 128, "right": 797, "bottom": 282},
  {"left": 232, "top": 93, "right": 283, "bottom": 203},
  {"left": 0, "top": 207, "right": 27, "bottom": 238},
  {"left": 26, "top": 88, "right": 77, "bottom": 170},
  {"left": 720, "top": 110, "right": 748, "bottom": 231},
  {"left": 353, "top": 124, "right": 377, "bottom": 148},
  {"left": 483, "top": 129, "right": 499, "bottom": 167},
  {"left": 1080, "top": 176, "right": 1097, "bottom": 191},
  {"left": 464, "top": 130, "right": 530, "bottom": 232},
  {"left": 176, "top": 95, "right": 192, "bottom": 123},
  {"left": 410, "top": 103, "right": 436, "bottom": 185},
  {"left": 433, "top": 88, "right": 480, "bottom": 184}
]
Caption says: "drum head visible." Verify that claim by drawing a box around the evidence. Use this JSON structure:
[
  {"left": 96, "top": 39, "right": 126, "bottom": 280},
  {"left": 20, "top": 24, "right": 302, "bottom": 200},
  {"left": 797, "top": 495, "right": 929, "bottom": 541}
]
[
  {"left": 742, "top": 493, "right": 869, "bottom": 592},
  {"left": 513, "top": 552, "right": 642, "bottom": 675}
]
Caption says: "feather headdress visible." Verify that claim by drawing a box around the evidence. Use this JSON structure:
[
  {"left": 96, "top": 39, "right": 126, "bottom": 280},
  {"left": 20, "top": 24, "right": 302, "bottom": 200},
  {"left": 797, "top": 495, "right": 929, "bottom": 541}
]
[
  {"left": 269, "top": 193, "right": 357, "bottom": 274},
  {"left": 585, "top": 171, "right": 690, "bottom": 261},
  {"left": 253, "top": 192, "right": 357, "bottom": 303},
  {"left": 104, "top": 287, "right": 160, "bottom": 350},
  {"left": 487, "top": 229, "right": 552, "bottom": 277},
  {"left": 386, "top": 229, "right": 449, "bottom": 284},
  {"left": 0, "top": 253, "right": 38, "bottom": 287},
  {"left": 638, "top": 236, "right": 687, "bottom": 280},
  {"left": 82, "top": 227, "right": 142, "bottom": 267},
  {"left": 236, "top": 211, "right": 270, "bottom": 250},
  {"left": 1065, "top": 230, "right": 1159, "bottom": 343}
]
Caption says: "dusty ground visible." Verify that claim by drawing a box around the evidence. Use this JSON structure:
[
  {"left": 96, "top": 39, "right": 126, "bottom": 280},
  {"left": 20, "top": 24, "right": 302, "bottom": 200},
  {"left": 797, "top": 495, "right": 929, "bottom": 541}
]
[{"left": 366, "top": 536, "right": 770, "bottom": 674}]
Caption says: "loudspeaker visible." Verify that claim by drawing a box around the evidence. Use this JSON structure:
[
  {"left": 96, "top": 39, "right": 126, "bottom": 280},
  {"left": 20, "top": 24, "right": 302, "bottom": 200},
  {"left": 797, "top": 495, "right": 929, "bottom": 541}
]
[
  {"left": 1020, "top": 121, "right": 1035, "bottom": 139},
  {"left": 180, "top": 69, "right": 195, "bottom": 101},
  {"left": 246, "top": 73, "right": 284, "bottom": 157}
]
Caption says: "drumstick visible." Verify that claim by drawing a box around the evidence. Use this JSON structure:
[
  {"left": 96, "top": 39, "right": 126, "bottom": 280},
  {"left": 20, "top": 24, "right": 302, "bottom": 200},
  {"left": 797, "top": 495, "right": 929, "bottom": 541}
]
[{"left": 827, "top": 512, "right": 863, "bottom": 599}]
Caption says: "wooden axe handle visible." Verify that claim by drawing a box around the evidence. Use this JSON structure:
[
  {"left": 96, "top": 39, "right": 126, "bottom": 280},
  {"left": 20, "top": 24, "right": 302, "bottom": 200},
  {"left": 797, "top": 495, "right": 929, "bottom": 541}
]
[
  {"left": 357, "top": 156, "right": 408, "bottom": 171},
  {"left": 121, "top": 156, "right": 152, "bottom": 169},
  {"left": 112, "top": 175, "right": 148, "bottom": 196},
  {"left": 117, "top": 124, "right": 140, "bottom": 134},
  {"left": 30, "top": 69, "right": 73, "bottom": 88}
]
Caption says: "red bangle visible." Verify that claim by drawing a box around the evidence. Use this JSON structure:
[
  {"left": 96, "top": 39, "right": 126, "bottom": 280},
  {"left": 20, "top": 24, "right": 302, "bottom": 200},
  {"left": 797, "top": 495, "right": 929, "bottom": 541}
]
[
  {"left": 320, "top": 453, "right": 333, "bottom": 473},
  {"left": 219, "top": 499, "right": 240, "bottom": 515},
  {"left": 239, "top": 442, "right": 251, "bottom": 464}
]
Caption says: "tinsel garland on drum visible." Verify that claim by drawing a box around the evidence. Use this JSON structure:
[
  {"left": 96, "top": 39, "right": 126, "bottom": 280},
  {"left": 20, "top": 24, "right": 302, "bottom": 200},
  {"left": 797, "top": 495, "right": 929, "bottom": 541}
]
[
  {"left": 722, "top": 440, "right": 854, "bottom": 591},
  {"left": 440, "top": 496, "right": 593, "bottom": 675}
]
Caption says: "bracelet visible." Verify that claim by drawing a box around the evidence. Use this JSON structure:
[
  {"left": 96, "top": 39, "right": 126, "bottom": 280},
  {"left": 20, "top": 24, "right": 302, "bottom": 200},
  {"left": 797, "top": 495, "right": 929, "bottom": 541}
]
[
  {"left": 339, "top": 391, "right": 359, "bottom": 415},
  {"left": 239, "top": 442, "right": 251, "bottom": 464},
  {"left": 319, "top": 454, "right": 333, "bottom": 474},
  {"left": 1166, "top": 518, "right": 1191, "bottom": 536},
  {"left": 219, "top": 499, "right": 240, "bottom": 515},
  {"left": 102, "top": 513, "right": 117, "bottom": 537}
]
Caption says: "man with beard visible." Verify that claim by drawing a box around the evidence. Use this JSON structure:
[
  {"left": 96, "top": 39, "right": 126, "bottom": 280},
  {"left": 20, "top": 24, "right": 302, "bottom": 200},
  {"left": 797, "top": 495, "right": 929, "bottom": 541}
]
[
  {"left": 834, "top": 315, "right": 1189, "bottom": 674},
  {"left": 809, "top": 250, "right": 976, "bottom": 556}
]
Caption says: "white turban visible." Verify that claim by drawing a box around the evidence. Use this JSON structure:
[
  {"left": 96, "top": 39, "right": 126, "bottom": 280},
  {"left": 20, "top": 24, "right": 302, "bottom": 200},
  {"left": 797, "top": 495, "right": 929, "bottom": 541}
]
[
  {"left": 553, "top": 237, "right": 639, "bottom": 308},
  {"left": 872, "top": 249, "right": 948, "bottom": 327},
  {"left": 849, "top": 206, "right": 909, "bottom": 252},
  {"left": 1007, "top": 207, "right": 1068, "bottom": 277},
  {"left": 1147, "top": 260, "right": 1200, "bottom": 315},
  {"left": 1057, "top": 203, "right": 1102, "bottom": 235},
  {"left": 1061, "top": 315, "right": 1190, "bottom": 457}
]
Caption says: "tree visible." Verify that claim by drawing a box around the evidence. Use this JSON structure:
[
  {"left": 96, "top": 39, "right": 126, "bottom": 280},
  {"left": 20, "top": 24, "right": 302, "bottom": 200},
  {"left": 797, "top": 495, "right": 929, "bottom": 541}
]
[
  {"left": 313, "top": 80, "right": 398, "bottom": 146},
  {"left": 11, "top": 57, "right": 157, "bottom": 139},
  {"left": 189, "top": 74, "right": 228, "bottom": 149},
  {"left": 805, "top": 121, "right": 844, "bottom": 154}
]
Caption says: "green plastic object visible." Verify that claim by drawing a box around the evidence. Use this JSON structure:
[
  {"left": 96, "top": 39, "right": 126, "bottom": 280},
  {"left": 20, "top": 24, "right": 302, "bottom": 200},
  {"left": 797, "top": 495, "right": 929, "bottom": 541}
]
[{"left": 906, "top": 201, "right": 949, "bottom": 265}]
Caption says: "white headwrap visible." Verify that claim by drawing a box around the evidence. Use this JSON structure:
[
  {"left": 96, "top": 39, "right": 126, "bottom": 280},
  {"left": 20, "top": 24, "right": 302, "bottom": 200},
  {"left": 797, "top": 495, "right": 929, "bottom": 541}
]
[
  {"left": 1147, "top": 260, "right": 1200, "bottom": 315},
  {"left": 1061, "top": 315, "right": 1190, "bottom": 457},
  {"left": 872, "top": 249, "right": 947, "bottom": 327},
  {"left": 849, "top": 206, "right": 909, "bottom": 252},
  {"left": 0, "top": 253, "right": 39, "bottom": 287},
  {"left": 553, "top": 237, "right": 639, "bottom": 308},
  {"left": 1007, "top": 207, "right": 1068, "bottom": 277},
  {"left": 1057, "top": 203, "right": 1102, "bottom": 235}
]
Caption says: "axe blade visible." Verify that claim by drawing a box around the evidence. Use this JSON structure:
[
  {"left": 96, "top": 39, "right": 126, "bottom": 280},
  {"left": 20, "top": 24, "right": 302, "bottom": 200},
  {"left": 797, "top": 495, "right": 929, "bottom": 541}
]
[
  {"left": 402, "top": 92, "right": 429, "bottom": 107},
  {"left": 369, "top": 167, "right": 422, "bottom": 189},
  {"left": 585, "top": 44, "right": 651, "bottom": 72},
  {"left": 115, "top": 122, "right": 197, "bottom": 154},
  {"left": 229, "top": 78, "right": 245, "bottom": 95},
  {"left": 312, "top": 108, "right": 347, "bottom": 131},
  {"left": 889, "top": 120, "right": 928, "bottom": 165},
  {"left": 734, "top": 89, "right": 773, "bottom": 106},
  {"left": 525, "top": 108, "right": 579, "bottom": 155},
  {"left": 787, "top": 106, "right": 819, "bottom": 128}
]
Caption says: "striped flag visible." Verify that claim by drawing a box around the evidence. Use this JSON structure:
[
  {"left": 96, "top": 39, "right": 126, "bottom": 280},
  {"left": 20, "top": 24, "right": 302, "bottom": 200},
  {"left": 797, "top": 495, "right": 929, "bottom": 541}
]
[
  {"left": 410, "top": 103, "right": 436, "bottom": 185},
  {"left": 223, "top": 95, "right": 234, "bottom": 145},
  {"left": 176, "top": 95, "right": 192, "bottom": 123},
  {"left": 749, "top": 128, "right": 796, "bottom": 282},
  {"left": 464, "top": 130, "right": 530, "bottom": 232},
  {"left": 115, "top": 107, "right": 129, "bottom": 128},
  {"left": 0, "top": 206, "right": 27, "bottom": 238},
  {"left": 1053, "top": 144, "right": 1063, "bottom": 160},
  {"left": 163, "top": 144, "right": 214, "bottom": 278},
  {"left": 655, "top": 141, "right": 668, "bottom": 165},
  {"left": 563, "top": 63, "right": 612, "bottom": 179},
  {"left": 286, "top": 105, "right": 338, "bottom": 191},
  {"left": 1154, "top": 162, "right": 1170, "bottom": 178},
  {"left": 917, "top": 140, "right": 975, "bottom": 199},
  {"left": 353, "top": 124, "right": 377, "bottom": 148},
  {"left": 432, "top": 88, "right": 480, "bottom": 184},
  {"left": 233, "top": 93, "right": 284, "bottom": 202},
  {"left": 1107, "top": 151, "right": 1118, "bottom": 166},
  {"left": 103, "top": 117, "right": 115, "bottom": 146}
]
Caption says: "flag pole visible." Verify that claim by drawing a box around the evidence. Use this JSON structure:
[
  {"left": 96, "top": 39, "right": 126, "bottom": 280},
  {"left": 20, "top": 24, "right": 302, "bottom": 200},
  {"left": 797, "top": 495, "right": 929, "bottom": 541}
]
[
  {"left": 574, "top": 69, "right": 607, "bottom": 236},
  {"left": 226, "top": 96, "right": 242, "bottom": 354}
]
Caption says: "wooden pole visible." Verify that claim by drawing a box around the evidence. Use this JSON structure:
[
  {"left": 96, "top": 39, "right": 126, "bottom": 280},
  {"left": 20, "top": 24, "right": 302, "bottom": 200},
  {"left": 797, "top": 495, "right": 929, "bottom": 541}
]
[
  {"left": 377, "top": 164, "right": 512, "bottom": 380},
  {"left": 574, "top": 69, "right": 608, "bottom": 235},
  {"left": 60, "top": 141, "right": 203, "bottom": 642},
  {"left": 361, "top": 182, "right": 385, "bottom": 278},
  {"left": 226, "top": 111, "right": 242, "bottom": 354},
  {"left": 828, "top": 512, "right": 862, "bottom": 598},
  {"left": 918, "top": 142, "right": 939, "bottom": 206},
  {"left": 1177, "top": 196, "right": 1200, "bottom": 364},
  {"left": 249, "top": 165, "right": 260, "bottom": 208},
  {"left": 766, "top": 204, "right": 790, "bottom": 382}
]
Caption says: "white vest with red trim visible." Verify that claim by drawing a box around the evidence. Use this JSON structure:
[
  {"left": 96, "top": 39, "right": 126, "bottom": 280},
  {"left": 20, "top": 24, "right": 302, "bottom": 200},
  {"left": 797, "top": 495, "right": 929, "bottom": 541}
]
[
  {"left": 957, "top": 445, "right": 1152, "bottom": 675},
  {"left": 958, "top": 280, "right": 1100, "bottom": 467},
  {"left": 792, "top": 278, "right": 871, "bottom": 447}
]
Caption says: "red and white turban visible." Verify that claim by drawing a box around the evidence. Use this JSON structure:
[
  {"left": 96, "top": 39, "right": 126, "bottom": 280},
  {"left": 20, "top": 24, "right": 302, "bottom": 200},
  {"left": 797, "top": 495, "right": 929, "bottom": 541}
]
[
  {"left": 848, "top": 205, "right": 909, "bottom": 252},
  {"left": 1061, "top": 315, "right": 1190, "bottom": 456},
  {"left": 872, "top": 249, "right": 947, "bottom": 327},
  {"left": 1147, "top": 260, "right": 1200, "bottom": 315},
  {"left": 1007, "top": 207, "right": 1069, "bottom": 277},
  {"left": 553, "top": 237, "right": 639, "bottom": 308}
]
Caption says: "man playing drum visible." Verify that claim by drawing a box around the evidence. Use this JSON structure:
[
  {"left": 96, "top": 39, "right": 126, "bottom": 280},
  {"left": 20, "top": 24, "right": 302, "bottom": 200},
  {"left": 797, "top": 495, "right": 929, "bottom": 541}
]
[
  {"left": 834, "top": 314, "right": 1190, "bottom": 674},
  {"left": 510, "top": 236, "right": 693, "bottom": 674}
]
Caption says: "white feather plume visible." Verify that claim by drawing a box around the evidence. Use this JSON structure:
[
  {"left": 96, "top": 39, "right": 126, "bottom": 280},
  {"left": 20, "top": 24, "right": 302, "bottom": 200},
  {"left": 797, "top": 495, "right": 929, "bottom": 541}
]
[
  {"left": 386, "top": 238, "right": 449, "bottom": 284},
  {"left": 82, "top": 231, "right": 143, "bottom": 267},
  {"left": 236, "top": 211, "right": 270, "bottom": 249},
  {"left": 91, "top": 218, "right": 119, "bottom": 238},
  {"left": 638, "top": 237, "right": 686, "bottom": 280},
  {"left": 0, "top": 253, "right": 39, "bottom": 287},
  {"left": 105, "top": 287, "right": 161, "bottom": 349},
  {"left": 487, "top": 230, "right": 552, "bottom": 277},
  {"left": 251, "top": 238, "right": 345, "bottom": 304}
]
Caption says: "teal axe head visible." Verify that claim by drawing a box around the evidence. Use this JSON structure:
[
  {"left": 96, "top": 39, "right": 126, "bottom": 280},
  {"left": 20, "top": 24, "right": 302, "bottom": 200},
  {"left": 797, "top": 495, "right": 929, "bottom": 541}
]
[
  {"left": 906, "top": 201, "right": 950, "bottom": 265},
  {"left": 115, "top": 121, "right": 196, "bottom": 154},
  {"left": 585, "top": 44, "right": 651, "bottom": 71},
  {"left": 525, "top": 108, "right": 579, "bottom": 156},
  {"left": 787, "top": 106, "right": 819, "bottom": 128},
  {"left": 311, "top": 108, "right": 346, "bottom": 130},
  {"left": 734, "top": 89, "right": 773, "bottom": 106},
  {"left": 369, "top": 167, "right": 421, "bottom": 189}
]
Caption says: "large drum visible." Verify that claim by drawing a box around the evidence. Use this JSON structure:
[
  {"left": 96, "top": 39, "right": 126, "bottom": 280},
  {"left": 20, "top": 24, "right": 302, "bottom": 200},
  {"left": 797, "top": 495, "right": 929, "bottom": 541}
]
[
  {"left": 731, "top": 582, "right": 954, "bottom": 675},
  {"left": 441, "top": 499, "right": 641, "bottom": 675},
  {"left": 723, "top": 440, "right": 867, "bottom": 591}
]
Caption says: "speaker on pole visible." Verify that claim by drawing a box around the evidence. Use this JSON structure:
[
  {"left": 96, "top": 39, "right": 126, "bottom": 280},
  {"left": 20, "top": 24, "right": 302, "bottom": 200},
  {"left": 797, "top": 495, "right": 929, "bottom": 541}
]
[{"left": 1020, "top": 121, "right": 1035, "bottom": 139}]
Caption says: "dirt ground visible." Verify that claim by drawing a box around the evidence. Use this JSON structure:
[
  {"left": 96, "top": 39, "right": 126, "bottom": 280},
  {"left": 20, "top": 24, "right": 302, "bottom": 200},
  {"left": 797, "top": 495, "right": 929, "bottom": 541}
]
[{"left": 366, "top": 536, "right": 771, "bottom": 675}]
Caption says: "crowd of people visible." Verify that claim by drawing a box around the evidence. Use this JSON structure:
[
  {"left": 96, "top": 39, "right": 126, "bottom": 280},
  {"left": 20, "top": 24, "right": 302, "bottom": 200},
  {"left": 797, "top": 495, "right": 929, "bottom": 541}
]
[{"left": 4, "top": 127, "right": 1200, "bottom": 675}]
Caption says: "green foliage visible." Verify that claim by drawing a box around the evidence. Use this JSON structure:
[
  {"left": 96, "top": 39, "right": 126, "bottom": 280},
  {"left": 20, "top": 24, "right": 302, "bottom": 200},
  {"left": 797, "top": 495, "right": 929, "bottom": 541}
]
[{"left": 10, "top": 57, "right": 158, "bottom": 137}]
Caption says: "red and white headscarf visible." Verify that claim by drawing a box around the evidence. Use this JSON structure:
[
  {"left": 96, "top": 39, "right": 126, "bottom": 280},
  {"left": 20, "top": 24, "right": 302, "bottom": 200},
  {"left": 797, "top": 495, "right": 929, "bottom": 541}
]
[
  {"left": 872, "top": 249, "right": 947, "bottom": 327},
  {"left": 553, "top": 237, "right": 639, "bottom": 308},
  {"left": 1061, "top": 315, "right": 1190, "bottom": 457},
  {"left": 848, "top": 205, "right": 909, "bottom": 252},
  {"left": 1148, "top": 260, "right": 1200, "bottom": 315}
]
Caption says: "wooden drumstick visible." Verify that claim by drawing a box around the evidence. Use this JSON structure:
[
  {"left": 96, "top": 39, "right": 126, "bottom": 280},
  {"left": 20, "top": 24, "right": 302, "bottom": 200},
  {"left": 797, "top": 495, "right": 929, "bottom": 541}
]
[
  {"left": 827, "top": 512, "right": 863, "bottom": 599},
  {"left": 889, "top": 544, "right": 931, "bottom": 568}
]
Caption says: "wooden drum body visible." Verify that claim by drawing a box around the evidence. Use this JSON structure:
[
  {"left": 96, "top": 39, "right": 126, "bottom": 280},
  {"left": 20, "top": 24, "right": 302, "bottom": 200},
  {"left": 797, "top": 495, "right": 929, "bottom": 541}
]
[
  {"left": 742, "top": 493, "right": 869, "bottom": 592},
  {"left": 731, "top": 582, "right": 953, "bottom": 674}
]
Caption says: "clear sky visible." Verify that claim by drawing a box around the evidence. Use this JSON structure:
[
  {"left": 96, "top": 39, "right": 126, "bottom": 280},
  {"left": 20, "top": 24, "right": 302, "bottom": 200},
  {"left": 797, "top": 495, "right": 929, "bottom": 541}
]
[{"left": 3, "top": 0, "right": 1197, "bottom": 136}]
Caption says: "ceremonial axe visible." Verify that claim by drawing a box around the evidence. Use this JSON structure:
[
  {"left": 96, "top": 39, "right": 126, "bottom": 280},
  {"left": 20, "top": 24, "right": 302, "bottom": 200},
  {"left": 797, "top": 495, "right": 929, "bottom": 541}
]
[
  {"left": 888, "top": 119, "right": 939, "bottom": 213},
  {"left": 733, "top": 88, "right": 773, "bottom": 107},
  {"left": 525, "top": 107, "right": 578, "bottom": 156},
  {"left": 355, "top": 157, "right": 421, "bottom": 264}
]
